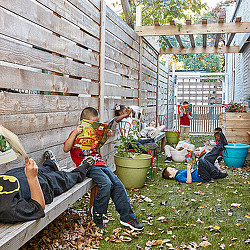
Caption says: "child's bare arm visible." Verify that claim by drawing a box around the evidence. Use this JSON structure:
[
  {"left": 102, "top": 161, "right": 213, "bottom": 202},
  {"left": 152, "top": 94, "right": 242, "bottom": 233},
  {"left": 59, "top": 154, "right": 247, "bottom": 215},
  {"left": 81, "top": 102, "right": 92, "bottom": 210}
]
[
  {"left": 24, "top": 156, "right": 45, "bottom": 209},
  {"left": 63, "top": 125, "right": 83, "bottom": 152},
  {"left": 186, "top": 163, "right": 192, "bottom": 184},
  {"left": 115, "top": 108, "right": 133, "bottom": 122}
]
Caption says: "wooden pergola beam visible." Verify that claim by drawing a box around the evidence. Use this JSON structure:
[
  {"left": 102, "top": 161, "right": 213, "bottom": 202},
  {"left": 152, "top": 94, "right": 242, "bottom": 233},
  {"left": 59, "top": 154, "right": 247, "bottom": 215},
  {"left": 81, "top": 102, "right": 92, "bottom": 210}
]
[
  {"left": 160, "top": 46, "right": 239, "bottom": 54},
  {"left": 186, "top": 20, "right": 195, "bottom": 47},
  {"left": 226, "top": 17, "right": 241, "bottom": 46},
  {"left": 202, "top": 19, "right": 207, "bottom": 47},
  {"left": 170, "top": 20, "right": 184, "bottom": 48},
  {"left": 135, "top": 22, "right": 250, "bottom": 36},
  {"left": 162, "top": 36, "right": 173, "bottom": 48},
  {"left": 214, "top": 34, "right": 221, "bottom": 47}
]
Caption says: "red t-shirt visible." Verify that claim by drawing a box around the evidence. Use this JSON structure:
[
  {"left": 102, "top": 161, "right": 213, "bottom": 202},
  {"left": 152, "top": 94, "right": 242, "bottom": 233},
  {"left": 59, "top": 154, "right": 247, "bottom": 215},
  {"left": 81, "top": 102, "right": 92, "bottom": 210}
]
[
  {"left": 180, "top": 113, "right": 192, "bottom": 126},
  {"left": 65, "top": 130, "right": 106, "bottom": 167}
]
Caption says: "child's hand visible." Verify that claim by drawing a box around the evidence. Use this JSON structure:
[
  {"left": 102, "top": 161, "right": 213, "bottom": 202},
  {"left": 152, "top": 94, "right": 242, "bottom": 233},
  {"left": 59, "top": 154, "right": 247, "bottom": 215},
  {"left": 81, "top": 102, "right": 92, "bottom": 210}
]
[
  {"left": 75, "top": 125, "right": 83, "bottom": 135},
  {"left": 187, "top": 163, "right": 192, "bottom": 170},
  {"left": 127, "top": 108, "right": 133, "bottom": 114},
  {"left": 24, "top": 156, "right": 38, "bottom": 180},
  {"left": 106, "top": 129, "right": 112, "bottom": 138}
]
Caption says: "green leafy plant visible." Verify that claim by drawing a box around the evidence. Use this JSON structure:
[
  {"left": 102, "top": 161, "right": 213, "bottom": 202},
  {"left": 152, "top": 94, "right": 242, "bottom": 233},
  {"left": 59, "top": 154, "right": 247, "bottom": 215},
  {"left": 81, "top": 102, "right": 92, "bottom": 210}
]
[
  {"left": 224, "top": 101, "right": 247, "bottom": 113},
  {"left": 114, "top": 125, "right": 147, "bottom": 158}
]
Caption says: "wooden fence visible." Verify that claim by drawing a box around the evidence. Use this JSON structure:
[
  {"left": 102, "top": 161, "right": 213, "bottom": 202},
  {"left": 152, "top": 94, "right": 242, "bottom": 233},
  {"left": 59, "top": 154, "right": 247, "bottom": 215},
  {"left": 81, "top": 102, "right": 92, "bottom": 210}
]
[
  {"left": 176, "top": 105, "right": 224, "bottom": 135},
  {"left": 0, "top": 0, "right": 172, "bottom": 172}
]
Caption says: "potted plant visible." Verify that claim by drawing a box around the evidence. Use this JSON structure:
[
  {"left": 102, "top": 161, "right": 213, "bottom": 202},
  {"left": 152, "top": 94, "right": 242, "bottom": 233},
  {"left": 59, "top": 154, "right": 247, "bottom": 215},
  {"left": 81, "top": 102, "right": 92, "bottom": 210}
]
[{"left": 114, "top": 126, "right": 151, "bottom": 189}]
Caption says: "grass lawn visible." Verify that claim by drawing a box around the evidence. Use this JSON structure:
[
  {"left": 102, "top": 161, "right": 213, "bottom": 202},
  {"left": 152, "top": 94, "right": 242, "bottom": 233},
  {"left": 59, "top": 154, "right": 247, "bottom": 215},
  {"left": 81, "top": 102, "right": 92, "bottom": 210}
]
[
  {"left": 98, "top": 136, "right": 250, "bottom": 249},
  {"left": 23, "top": 136, "right": 250, "bottom": 249}
]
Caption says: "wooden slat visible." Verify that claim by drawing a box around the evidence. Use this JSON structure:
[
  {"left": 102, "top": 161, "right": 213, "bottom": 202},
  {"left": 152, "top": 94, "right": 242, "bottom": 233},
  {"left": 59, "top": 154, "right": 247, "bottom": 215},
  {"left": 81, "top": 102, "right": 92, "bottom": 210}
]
[
  {"left": 106, "top": 6, "right": 139, "bottom": 42},
  {"left": 142, "top": 41, "right": 158, "bottom": 61},
  {"left": 106, "top": 19, "right": 139, "bottom": 52},
  {"left": 226, "top": 33, "right": 236, "bottom": 46},
  {"left": 142, "top": 73, "right": 158, "bottom": 85},
  {"left": 189, "top": 34, "right": 195, "bottom": 47},
  {"left": 0, "top": 8, "right": 99, "bottom": 63},
  {"left": 142, "top": 65, "right": 157, "bottom": 79},
  {"left": 104, "top": 71, "right": 138, "bottom": 89},
  {"left": 0, "top": 37, "right": 99, "bottom": 80},
  {"left": 0, "top": 111, "right": 81, "bottom": 135},
  {"left": 135, "top": 22, "right": 250, "bottom": 36},
  {"left": 142, "top": 48, "right": 158, "bottom": 67},
  {"left": 0, "top": 92, "right": 98, "bottom": 115},
  {"left": 0, "top": 66, "right": 99, "bottom": 95},
  {"left": 104, "top": 85, "right": 138, "bottom": 98},
  {"left": 105, "top": 32, "right": 139, "bottom": 62},
  {"left": 105, "top": 58, "right": 139, "bottom": 79},
  {"left": 175, "top": 35, "right": 184, "bottom": 48},
  {"left": 162, "top": 36, "right": 173, "bottom": 48},
  {"left": 88, "top": 0, "right": 101, "bottom": 10},
  {"left": 67, "top": 0, "right": 100, "bottom": 22},
  {"left": 203, "top": 34, "right": 207, "bottom": 47},
  {"left": 160, "top": 46, "right": 239, "bottom": 54},
  {"left": 105, "top": 44, "right": 139, "bottom": 70},
  {"left": 214, "top": 34, "right": 221, "bottom": 47},
  {"left": 0, "top": 0, "right": 100, "bottom": 42}
]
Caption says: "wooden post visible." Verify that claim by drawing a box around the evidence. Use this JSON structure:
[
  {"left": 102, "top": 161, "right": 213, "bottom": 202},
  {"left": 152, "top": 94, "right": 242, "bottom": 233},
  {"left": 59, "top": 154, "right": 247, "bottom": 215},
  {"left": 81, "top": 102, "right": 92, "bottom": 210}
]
[
  {"left": 99, "top": 0, "right": 106, "bottom": 121},
  {"left": 156, "top": 54, "right": 159, "bottom": 126},
  {"left": 138, "top": 36, "right": 143, "bottom": 107}
]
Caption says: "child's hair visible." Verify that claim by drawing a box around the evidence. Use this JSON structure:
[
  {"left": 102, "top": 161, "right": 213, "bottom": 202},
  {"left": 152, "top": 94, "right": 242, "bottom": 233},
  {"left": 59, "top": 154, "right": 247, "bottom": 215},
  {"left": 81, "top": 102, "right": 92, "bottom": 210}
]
[
  {"left": 183, "top": 101, "right": 189, "bottom": 105},
  {"left": 214, "top": 127, "right": 222, "bottom": 132},
  {"left": 162, "top": 167, "right": 172, "bottom": 179},
  {"left": 80, "top": 107, "right": 99, "bottom": 120},
  {"left": 114, "top": 104, "right": 126, "bottom": 116}
]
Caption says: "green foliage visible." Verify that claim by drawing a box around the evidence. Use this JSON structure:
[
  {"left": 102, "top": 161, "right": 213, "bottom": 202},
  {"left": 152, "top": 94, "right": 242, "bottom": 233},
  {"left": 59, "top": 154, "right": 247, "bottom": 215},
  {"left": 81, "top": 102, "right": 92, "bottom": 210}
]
[
  {"left": 136, "top": 0, "right": 207, "bottom": 26},
  {"left": 114, "top": 125, "right": 147, "bottom": 157}
]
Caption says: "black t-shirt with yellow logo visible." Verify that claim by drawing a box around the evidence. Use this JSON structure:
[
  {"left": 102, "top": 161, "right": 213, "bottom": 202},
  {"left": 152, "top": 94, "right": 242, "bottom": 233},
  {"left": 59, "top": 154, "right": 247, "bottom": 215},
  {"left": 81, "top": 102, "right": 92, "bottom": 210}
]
[{"left": 0, "top": 174, "right": 44, "bottom": 223}]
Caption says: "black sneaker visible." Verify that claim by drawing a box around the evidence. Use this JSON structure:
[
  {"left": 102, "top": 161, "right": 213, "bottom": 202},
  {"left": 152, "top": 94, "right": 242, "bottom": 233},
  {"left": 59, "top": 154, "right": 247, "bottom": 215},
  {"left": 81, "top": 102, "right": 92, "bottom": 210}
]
[
  {"left": 120, "top": 218, "right": 144, "bottom": 231},
  {"left": 78, "top": 156, "right": 96, "bottom": 173},
  {"left": 44, "top": 150, "right": 60, "bottom": 170},
  {"left": 165, "top": 157, "right": 172, "bottom": 163},
  {"left": 93, "top": 213, "right": 104, "bottom": 229},
  {"left": 218, "top": 172, "right": 228, "bottom": 179},
  {"left": 219, "top": 131, "right": 228, "bottom": 146}
]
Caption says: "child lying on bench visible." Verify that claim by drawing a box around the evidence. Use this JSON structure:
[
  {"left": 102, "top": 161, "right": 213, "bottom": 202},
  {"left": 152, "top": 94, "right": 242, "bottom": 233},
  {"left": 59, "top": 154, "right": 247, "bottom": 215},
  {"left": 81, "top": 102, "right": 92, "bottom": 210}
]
[{"left": 0, "top": 151, "right": 95, "bottom": 223}]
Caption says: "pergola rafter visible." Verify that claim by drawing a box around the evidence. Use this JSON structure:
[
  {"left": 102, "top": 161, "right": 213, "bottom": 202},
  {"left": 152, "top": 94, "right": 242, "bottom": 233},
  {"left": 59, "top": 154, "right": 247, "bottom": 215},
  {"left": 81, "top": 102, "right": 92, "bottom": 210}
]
[{"left": 135, "top": 17, "right": 250, "bottom": 54}]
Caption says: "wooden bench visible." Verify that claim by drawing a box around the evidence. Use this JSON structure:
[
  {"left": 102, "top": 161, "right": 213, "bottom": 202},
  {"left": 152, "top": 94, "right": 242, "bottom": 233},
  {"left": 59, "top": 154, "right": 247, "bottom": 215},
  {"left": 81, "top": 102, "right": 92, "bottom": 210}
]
[{"left": 0, "top": 174, "right": 97, "bottom": 250}]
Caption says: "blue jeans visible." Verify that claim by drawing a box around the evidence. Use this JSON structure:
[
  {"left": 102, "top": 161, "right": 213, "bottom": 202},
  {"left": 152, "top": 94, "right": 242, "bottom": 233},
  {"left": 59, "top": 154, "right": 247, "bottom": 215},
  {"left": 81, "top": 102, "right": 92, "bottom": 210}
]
[{"left": 87, "top": 165, "right": 135, "bottom": 222}]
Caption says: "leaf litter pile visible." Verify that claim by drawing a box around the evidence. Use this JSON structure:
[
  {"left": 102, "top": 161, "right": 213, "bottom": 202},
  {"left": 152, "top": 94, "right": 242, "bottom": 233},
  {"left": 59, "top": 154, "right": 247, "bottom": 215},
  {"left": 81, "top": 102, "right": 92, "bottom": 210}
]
[{"left": 23, "top": 136, "right": 250, "bottom": 249}]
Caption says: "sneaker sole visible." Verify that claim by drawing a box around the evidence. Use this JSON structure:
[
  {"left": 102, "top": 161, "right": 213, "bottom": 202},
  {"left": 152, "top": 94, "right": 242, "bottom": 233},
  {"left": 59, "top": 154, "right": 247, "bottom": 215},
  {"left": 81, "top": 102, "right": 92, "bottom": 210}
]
[{"left": 120, "top": 220, "right": 144, "bottom": 231}]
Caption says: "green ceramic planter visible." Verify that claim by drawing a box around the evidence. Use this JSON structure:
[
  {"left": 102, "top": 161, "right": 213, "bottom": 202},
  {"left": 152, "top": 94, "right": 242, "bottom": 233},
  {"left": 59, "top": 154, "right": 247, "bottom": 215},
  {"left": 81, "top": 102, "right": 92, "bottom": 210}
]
[
  {"left": 114, "top": 153, "right": 151, "bottom": 189},
  {"left": 165, "top": 130, "right": 179, "bottom": 144}
]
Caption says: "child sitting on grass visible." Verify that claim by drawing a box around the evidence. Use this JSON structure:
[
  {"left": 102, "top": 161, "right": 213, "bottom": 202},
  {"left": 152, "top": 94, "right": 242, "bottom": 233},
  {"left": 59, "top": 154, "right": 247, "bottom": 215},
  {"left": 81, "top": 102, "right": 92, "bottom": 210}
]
[{"left": 64, "top": 107, "right": 144, "bottom": 230}]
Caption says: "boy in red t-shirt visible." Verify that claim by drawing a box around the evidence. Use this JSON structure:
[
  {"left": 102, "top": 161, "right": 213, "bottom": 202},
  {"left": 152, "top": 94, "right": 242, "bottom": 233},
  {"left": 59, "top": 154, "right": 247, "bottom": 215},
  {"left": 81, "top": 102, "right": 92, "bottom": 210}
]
[
  {"left": 64, "top": 107, "right": 143, "bottom": 231},
  {"left": 179, "top": 101, "right": 192, "bottom": 142}
]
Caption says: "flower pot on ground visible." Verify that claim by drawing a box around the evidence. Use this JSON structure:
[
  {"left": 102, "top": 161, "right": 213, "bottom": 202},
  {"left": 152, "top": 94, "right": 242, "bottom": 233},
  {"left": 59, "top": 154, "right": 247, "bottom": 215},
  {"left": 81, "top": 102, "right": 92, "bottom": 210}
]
[
  {"left": 114, "top": 153, "right": 151, "bottom": 188},
  {"left": 114, "top": 125, "right": 152, "bottom": 188}
]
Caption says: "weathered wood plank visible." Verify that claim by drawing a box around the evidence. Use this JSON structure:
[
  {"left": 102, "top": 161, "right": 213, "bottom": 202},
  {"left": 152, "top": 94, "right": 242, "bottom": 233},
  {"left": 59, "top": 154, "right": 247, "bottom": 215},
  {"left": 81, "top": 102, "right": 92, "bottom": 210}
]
[
  {"left": 0, "top": 66, "right": 99, "bottom": 95},
  {"left": 104, "top": 84, "right": 138, "bottom": 98},
  {"left": 0, "top": 8, "right": 99, "bottom": 65},
  {"left": 0, "top": 0, "right": 100, "bottom": 44},
  {"left": 105, "top": 45, "right": 139, "bottom": 70},
  {"left": 106, "top": 6, "right": 139, "bottom": 42},
  {"left": 0, "top": 92, "right": 98, "bottom": 115},
  {"left": 106, "top": 19, "right": 139, "bottom": 52},
  {"left": 106, "top": 32, "right": 139, "bottom": 61},
  {"left": 104, "top": 71, "right": 138, "bottom": 89},
  {"left": 142, "top": 65, "right": 158, "bottom": 80},
  {"left": 142, "top": 48, "right": 158, "bottom": 66},
  {"left": 142, "top": 73, "right": 158, "bottom": 85},
  {"left": 142, "top": 56, "right": 157, "bottom": 72},
  {"left": 87, "top": 0, "right": 101, "bottom": 10},
  {"left": 0, "top": 111, "right": 81, "bottom": 135},
  {"left": 105, "top": 58, "right": 139, "bottom": 79},
  {"left": 0, "top": 37, "right": 99, "bottom": 80}
]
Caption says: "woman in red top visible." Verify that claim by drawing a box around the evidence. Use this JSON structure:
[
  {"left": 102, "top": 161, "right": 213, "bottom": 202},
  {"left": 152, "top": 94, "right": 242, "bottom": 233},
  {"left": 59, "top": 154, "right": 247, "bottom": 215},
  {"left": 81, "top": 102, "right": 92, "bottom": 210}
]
[{"left": 179, "top": 101, "right": 192, "bottom": 142}]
